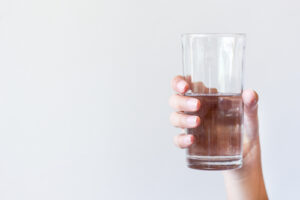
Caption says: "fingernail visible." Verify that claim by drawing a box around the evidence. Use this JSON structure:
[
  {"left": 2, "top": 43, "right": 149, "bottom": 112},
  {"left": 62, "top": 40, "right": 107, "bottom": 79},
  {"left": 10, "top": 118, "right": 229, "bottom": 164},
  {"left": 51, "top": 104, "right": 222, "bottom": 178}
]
[
  {"left": 184, "top": 136, "right": 192, "bottom": 145},
  {"left": 187, "top": 99, "right": 199, "bottom": 110},
  {"left": 186, "top": 116, "right": 198, "bottom": 126},
  {"left": 177, "top": 81, "right": 186, "bottom": 92}
]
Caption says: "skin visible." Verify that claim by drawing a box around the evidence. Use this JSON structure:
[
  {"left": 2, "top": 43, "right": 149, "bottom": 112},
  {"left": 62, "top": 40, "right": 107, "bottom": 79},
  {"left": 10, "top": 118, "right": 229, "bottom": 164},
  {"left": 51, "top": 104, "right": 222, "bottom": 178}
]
[{"left": 169, "top": 75, "right": 268, "bottom": 200}]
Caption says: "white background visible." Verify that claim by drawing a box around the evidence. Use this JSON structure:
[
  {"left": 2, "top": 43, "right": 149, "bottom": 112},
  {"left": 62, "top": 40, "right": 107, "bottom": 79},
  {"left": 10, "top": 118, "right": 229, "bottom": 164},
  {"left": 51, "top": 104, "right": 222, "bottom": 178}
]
[{"left": 0, "top": 0, "right": 299, "bottom": 199}]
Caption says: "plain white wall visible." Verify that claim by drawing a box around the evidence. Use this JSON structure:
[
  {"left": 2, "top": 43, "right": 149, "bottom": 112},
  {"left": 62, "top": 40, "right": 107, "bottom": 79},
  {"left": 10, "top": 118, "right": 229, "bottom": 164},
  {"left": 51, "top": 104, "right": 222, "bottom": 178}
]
[{"left": 0, "top": 0, "right": 299, "bottom": 199}]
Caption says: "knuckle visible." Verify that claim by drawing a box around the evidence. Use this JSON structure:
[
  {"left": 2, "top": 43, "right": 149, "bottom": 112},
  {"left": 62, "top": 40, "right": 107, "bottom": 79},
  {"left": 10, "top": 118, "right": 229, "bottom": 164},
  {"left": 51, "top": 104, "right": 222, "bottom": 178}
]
[
  {"left": 170, "top": 94, "right": 184, "bottom": 111},
  {"left": 174, "top": 75, "right": 183, "bottom": 82},
  {"left": 169, "top": 112, "right": 178, "bottom": 124},
  {"left": 174, "top": 135, "right": 185, "bottom": 149},
  {"left": 172, "top": 75, "right": 181, "bottom": 87},
  {"left": 174, "top": 95, "right": 182, "bottom": 109},
  {"left": 170, "top": 112, "right": 184, "bottom": 127}
]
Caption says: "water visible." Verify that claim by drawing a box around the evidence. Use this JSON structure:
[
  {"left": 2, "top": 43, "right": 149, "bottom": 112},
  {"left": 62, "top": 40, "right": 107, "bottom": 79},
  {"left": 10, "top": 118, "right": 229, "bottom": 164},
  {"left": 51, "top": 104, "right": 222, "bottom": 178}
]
[{"left": 185, "top": 93, "right": 243, "bottom": 170}]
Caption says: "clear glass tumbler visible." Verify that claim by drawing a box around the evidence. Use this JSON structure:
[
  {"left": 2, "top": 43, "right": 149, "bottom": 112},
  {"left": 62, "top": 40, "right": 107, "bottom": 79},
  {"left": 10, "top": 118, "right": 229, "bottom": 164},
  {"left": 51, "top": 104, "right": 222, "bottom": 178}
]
[{"left": 181, "top": 33, "right": 246, "bottom": 170}]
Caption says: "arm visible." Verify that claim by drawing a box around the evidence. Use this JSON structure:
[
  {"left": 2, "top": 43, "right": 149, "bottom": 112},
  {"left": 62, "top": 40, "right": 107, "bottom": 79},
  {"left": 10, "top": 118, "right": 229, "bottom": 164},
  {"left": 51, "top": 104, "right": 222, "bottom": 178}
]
[
  {"left": 169, "top": 76, "right": 268, "bottom": 200},
  {"left": 223, "top": 91, "right": 268, "bottom": 199}
]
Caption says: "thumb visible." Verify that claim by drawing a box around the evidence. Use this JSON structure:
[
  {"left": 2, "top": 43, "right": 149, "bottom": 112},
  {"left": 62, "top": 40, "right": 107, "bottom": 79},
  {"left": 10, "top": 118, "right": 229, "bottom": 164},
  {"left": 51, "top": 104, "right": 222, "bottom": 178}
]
[{"left": 242, "top": 89, "right": 259, "bottom": 138}]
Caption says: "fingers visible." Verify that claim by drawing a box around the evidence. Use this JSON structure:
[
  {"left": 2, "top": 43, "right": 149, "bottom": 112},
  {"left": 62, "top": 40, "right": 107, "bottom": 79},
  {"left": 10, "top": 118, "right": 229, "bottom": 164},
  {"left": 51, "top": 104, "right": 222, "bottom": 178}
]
[
  {"left": 242, "top": 89, "right": 259, "bottom": 118},
  {"left": 174, "top": 133, "right": 194, "bottom": 148},
  {"left": 171, "top": 75, "right": 189, "bottom": 94},
  {"left": 170, "top": 76, "right": 199, "bottom": 150},
  {"left": 169, "top": 112, "right": 200, "bottom": 128},
  {"left": 169, "top": 94, "right": 200, "bottom": 112}
]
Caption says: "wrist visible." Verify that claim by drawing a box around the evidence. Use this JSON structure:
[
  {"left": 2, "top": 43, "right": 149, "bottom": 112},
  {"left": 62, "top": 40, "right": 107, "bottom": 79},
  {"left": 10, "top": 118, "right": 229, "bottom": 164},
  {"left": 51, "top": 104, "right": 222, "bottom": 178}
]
[
  {"left": 222, "top": 142, "right": 268, "bottom": 200},
  {"left": 223, "top": 159, "right": 262, "bottom": 185}
]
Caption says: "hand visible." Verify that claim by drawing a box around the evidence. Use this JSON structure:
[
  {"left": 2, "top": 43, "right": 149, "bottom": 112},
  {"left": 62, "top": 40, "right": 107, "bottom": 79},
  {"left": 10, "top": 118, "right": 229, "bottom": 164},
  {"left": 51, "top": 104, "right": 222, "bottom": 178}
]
[{"left": 169, "top": 75, "right": 268, "bottom": 200}]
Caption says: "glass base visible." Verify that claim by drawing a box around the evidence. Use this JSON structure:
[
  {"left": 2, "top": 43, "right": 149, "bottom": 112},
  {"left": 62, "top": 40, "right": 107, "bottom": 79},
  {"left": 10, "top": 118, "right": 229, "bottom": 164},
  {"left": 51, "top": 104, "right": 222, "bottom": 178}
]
[{"left": 187, "top": 155, "right": 242, "bottom": 170}]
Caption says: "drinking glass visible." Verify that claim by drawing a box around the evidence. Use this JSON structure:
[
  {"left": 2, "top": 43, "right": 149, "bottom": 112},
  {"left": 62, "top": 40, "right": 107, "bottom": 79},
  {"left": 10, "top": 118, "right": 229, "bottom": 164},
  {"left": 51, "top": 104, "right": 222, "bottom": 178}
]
[{"left": 181, "top": 33, "right": 246, "bottom": 170}]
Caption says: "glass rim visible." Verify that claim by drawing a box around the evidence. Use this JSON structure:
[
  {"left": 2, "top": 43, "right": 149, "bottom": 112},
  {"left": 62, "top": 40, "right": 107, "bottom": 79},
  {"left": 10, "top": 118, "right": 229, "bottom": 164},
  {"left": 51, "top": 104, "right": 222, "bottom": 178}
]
[{"left": 181, "top": 33, "right": 246, "bottom": 38}]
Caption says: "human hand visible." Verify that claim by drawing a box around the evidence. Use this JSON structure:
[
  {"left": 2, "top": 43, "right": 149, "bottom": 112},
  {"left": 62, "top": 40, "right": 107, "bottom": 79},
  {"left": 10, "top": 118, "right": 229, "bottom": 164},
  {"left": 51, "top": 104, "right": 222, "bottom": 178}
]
[{"left": 169, "top": 75, "right": 268, "bottom": 199}]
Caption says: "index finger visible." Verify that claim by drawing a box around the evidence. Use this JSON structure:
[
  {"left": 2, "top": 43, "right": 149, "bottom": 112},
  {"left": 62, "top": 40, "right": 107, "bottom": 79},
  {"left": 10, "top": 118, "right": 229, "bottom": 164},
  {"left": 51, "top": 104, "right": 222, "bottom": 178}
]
[{"left": 171, "top": 75, "right": 189, "bottom": 94}]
